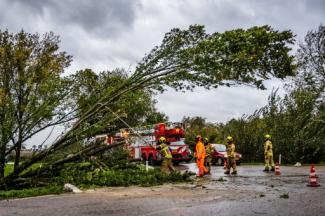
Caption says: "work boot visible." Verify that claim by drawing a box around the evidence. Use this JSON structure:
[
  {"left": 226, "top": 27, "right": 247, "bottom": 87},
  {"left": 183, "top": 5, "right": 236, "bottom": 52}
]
[
  {"left": 263, "top": 168, "right": 269, "bottom": 172},
  {"left": 231, "top": 171, "right": 237, "bottom": 175},
  {"left": 224, "top": 171, "right": 230, "bottom": 175},
  {"left": 270, "top": 167, "right": 275, "bottom": 172}
]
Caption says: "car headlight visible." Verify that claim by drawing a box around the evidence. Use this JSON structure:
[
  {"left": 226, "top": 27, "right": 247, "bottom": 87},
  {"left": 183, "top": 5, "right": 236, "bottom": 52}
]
[{"left": 179, "top": 146, "right": 187, "bottom": 153}]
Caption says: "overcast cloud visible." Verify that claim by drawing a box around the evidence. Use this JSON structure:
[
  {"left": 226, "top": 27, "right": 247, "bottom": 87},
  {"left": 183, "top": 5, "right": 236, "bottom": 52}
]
[{"left": 1, "top": 0, "right": 324, "bottom": 145}]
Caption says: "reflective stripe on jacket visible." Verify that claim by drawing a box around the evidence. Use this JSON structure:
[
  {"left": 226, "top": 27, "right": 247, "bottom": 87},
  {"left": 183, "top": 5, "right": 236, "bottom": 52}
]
[
  {"left": 264, "top": 140, "right": 273, "bottom": 156},
  {"left": 160, "top": 143, "right": 172, "bottom": 159},
  {"left": 205, "top": 144, "right": 214, "bottom": 157}
]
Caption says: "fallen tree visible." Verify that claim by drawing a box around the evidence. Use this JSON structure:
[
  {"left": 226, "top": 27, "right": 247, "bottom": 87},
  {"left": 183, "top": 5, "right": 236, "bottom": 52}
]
[{"left": 1, "top": 24, "right": 296, "bottom": 188}]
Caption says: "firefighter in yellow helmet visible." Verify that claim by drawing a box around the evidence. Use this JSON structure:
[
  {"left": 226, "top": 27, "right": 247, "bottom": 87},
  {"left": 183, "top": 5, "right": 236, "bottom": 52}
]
[
  {"left": 224, "top": 136, "right": 237, "bottom": 175},
  {"left": 204, "top": 137, "right": 214, "bottom": 174},
  {"left": 156, "top": 136, "right": 175, "bottom": 173},
  {"left": 195, "top": 135, "right": 209, "bottom": 177},
  {"left": 263, "top": 134, "right": 275, "bottom": 172}
]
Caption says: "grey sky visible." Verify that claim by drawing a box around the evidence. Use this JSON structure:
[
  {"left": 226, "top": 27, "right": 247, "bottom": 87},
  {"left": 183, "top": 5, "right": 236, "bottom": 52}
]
[{"left": 1, "top": 0, "right": 324, "bottom": 145}]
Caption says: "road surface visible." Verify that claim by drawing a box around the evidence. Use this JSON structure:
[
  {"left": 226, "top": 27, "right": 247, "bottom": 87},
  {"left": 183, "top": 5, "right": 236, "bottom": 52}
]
[{"left": 1, "top": 164, "right": 324, "bottom": 216}]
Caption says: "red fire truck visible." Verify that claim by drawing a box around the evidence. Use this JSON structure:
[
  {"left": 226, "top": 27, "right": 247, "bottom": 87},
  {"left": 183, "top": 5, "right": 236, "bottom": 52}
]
[{"left": 115, "top": 122, "right": 192, "bottom": 165}]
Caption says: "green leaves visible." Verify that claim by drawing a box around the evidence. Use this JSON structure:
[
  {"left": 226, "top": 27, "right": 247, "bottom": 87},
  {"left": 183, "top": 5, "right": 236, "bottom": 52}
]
[
  {"left": 137, "top": 25, "right": 295, "bottom": 91},
  {"left": 69, "top": 68, "right": 168, "bottom": 136}
]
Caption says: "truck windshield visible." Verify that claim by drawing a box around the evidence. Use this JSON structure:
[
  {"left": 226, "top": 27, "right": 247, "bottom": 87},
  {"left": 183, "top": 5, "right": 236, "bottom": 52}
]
[
  {"left": 214, "top": 144, "right": 226, "bottom": 152},
  {"left": 170, "top": 140, "right": 185, "bottom": 145}
]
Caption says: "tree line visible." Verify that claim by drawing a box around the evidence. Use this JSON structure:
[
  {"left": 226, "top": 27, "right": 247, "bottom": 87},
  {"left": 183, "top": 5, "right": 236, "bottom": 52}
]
[{"left": 183, "top": 25, "right": 325, "bottom": 164}]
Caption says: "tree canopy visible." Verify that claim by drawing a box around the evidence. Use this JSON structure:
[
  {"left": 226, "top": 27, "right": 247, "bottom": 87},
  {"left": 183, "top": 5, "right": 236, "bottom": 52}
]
[{"left": 0, "top": 30, "right": 72, "bottom": 178}]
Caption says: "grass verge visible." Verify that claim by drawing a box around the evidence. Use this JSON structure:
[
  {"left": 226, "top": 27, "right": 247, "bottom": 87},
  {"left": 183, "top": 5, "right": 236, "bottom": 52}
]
[
  {"left": 5, "top": 163, "right": 43, "bottom": 177},
  {"left": 0, "top": 185, "right": 63, "bottom": 200}
]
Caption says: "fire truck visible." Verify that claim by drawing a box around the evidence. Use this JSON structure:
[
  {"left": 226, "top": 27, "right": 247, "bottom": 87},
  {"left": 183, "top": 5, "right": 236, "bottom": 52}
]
[{"left": 113, "top": 122, "right": 192, "bottom": 165}]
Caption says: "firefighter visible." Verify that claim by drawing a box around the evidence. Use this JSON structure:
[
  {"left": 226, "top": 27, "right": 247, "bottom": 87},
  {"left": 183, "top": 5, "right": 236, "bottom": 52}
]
[
  {"left": 156, "top": 136, "right": 175, "bottom": 173},
  {"left": 263, "top": 134, "right": 275, "bottom": 172},
  {"left": 224, "top": 136, "right": 237, "bottom": 175},
  {"left": 195, "top": 135, "right": 208, "bottom": 177},
  {"left": 204, "top": 137, "right": 214, "bottom": 174}
]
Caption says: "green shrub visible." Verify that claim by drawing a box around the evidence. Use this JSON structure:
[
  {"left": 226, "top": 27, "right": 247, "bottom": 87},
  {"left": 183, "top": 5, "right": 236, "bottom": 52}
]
[{"left": 59, "top": 162, "right": 194, "bottom": 187}]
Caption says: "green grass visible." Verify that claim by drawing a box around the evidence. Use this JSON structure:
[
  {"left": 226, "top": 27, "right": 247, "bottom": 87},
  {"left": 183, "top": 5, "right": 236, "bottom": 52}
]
[
  {"left": 5, "top": 163, "right": 43, "bottom": 177},
  {"left": 4, "top": 163, "right": 14, "bottom": 176},
  {"left": 0, "top": 185, "right": 63, "bottom": 200}
]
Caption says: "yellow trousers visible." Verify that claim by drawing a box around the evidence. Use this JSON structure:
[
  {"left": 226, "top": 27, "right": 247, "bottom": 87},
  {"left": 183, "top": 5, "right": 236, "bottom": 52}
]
[
  {"left": 226, "top": 157, "right": 237, "bottom": 172},
  {"left": 264, "top": 154, "right": 275, "bottom": 170},
  {"left": 161, "top": 158, "right": 175, "bottom": 173},
  {"left": 205, "top": 156, "right": 212, "bottom": 173}
]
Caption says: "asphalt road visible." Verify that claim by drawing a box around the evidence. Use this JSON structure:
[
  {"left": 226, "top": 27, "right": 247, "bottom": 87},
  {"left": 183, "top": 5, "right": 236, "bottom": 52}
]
[{"left": 1, "top": 164, "right": 324, "bottom": 216}]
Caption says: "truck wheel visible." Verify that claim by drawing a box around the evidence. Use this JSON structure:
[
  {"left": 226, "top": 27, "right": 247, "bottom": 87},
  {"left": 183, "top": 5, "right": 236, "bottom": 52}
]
[
  {"left": 173, "top": 161, "right": 180, "bottom": 166},
  {"left": 217, "top": 158, "right": 223, "bottom": 166},
  {"left": 142, "top": 154, "right": 147, "bottom": 162}
]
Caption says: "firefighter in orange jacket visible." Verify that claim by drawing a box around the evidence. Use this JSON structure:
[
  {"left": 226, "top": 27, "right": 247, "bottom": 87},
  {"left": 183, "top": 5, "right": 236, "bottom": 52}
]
[{"left": 195, "top": 135, "right": 208, "bottom": 177}]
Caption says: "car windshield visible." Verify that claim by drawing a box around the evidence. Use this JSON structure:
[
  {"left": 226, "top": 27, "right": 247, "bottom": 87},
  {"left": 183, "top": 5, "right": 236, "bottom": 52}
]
[
  {"left": 170, "top": 140, "right": 185, "bottom": 145},
  {"left": 214, "top": 144, "right": 226, "bottom": 152}
]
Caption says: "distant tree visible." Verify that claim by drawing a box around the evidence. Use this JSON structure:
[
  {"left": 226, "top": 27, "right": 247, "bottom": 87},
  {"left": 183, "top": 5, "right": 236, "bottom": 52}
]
[
  {"left": 296, "top": 24, "right": 325, "bottom": 92},
  {"left": 182, "top": 116, "right": 221, "bottom": 149}
]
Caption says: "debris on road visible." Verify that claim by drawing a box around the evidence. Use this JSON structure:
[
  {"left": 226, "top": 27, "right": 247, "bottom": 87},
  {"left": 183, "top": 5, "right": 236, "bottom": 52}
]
[
  {"left": 64, "top": 184, "right": 82, "bottom": 193},
  {"left": 294, "top": 162, "right": 302, "bottom": 167},
  {"left": 279, "top": 193, "right": 289, "bottom": 199}
]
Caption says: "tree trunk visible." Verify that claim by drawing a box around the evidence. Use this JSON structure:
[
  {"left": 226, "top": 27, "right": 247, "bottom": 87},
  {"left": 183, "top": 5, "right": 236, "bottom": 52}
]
[
  {"left": 14, "top": 129, "right": 23, "bottom": 173},
  {"left": 0, "top": 156, "right": 5, "bottom": 179},
  {"left": 0, "top": 139, "right": 8, "bottom": 185}
]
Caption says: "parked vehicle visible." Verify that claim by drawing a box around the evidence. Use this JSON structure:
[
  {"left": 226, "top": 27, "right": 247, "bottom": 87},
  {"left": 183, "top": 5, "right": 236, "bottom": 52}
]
[{"left": 211, "top": 144, "right": 242, "bottom": 166}]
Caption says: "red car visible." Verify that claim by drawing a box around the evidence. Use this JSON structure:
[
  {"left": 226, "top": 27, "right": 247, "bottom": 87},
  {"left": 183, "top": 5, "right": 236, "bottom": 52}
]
[{"left": 211, "top": 144, "right": 242, "bottom": 166}]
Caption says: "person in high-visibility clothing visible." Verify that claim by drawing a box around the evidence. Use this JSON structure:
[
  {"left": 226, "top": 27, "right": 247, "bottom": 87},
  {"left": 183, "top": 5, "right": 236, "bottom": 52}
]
[
  {"left": 204, "top": 137, "right": 214, "bottom": 174},
  {"left": 263, "top": 134, "right": 275, "bottom": 172},
  {"left": 224, "top": 136, "right": 237, "bottom": 175},
  {"left": 195, "top": 135, "right": 209, "bottom": 177},
  {"left": 156, "top": 136, "right": 175, "bottom": 173}
]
